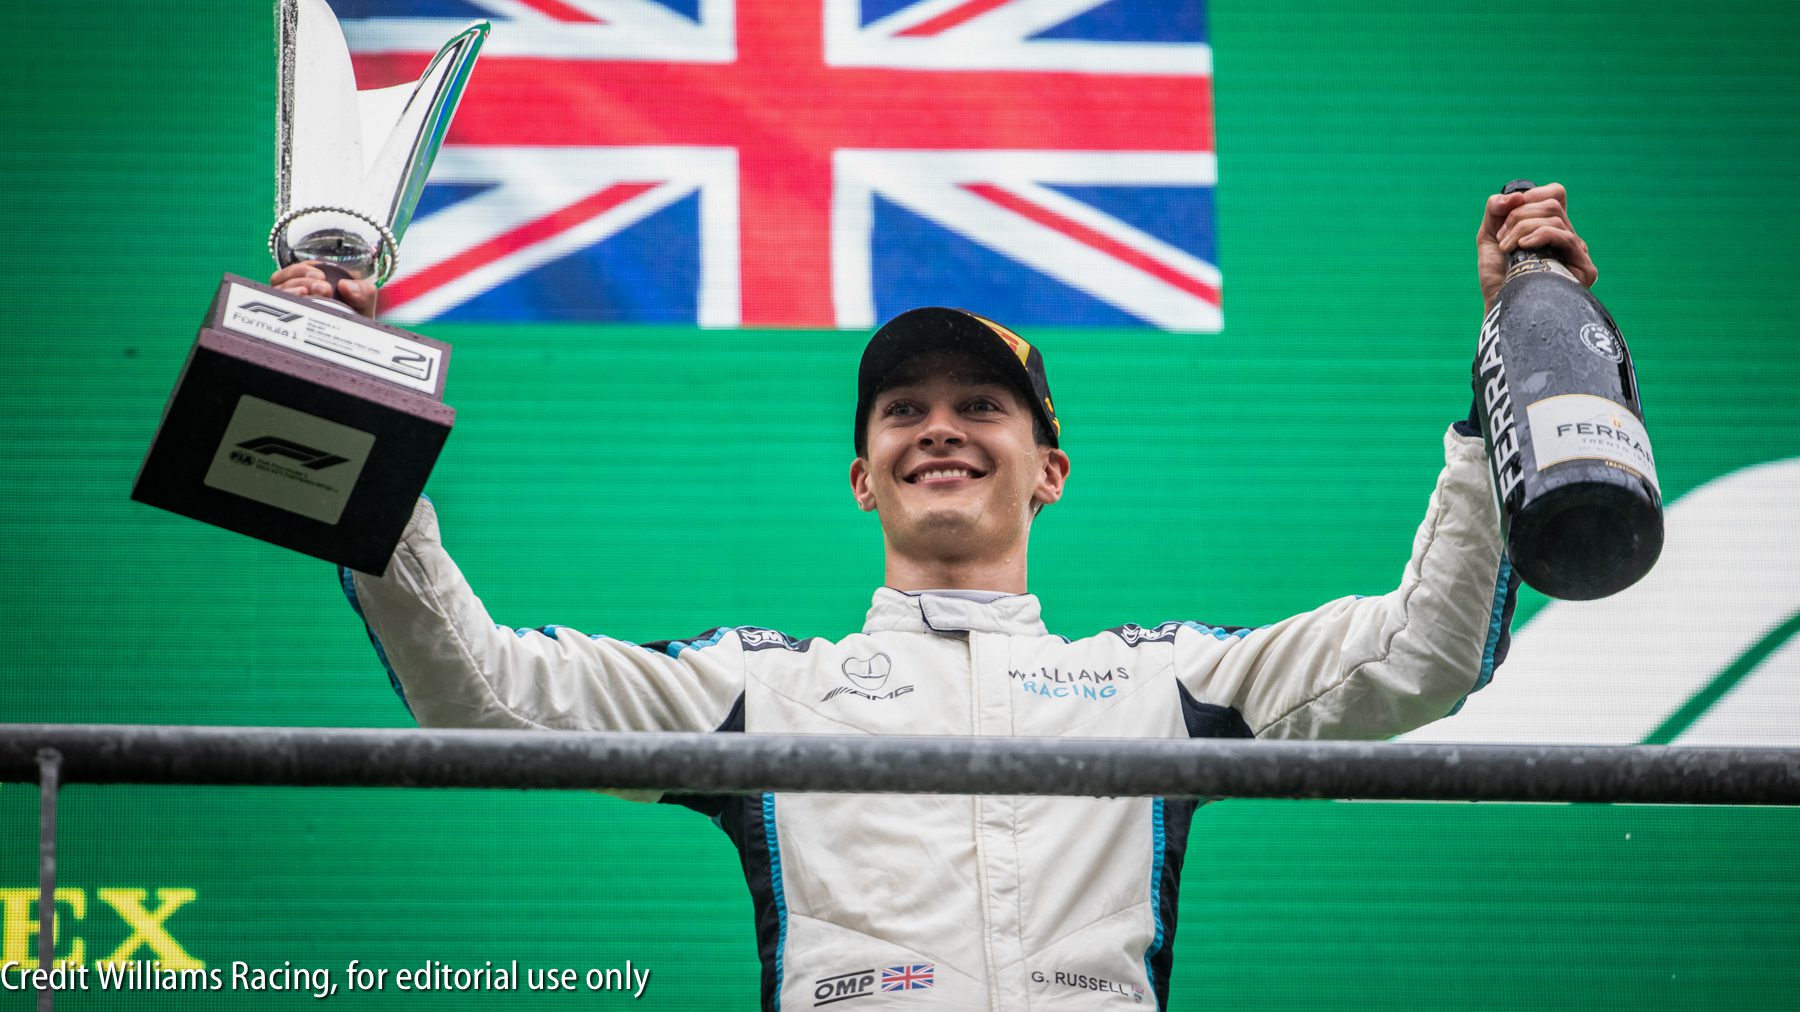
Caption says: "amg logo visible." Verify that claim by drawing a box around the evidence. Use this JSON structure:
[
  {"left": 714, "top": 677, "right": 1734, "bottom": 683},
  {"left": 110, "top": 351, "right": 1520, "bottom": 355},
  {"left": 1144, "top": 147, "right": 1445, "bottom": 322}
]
[
  {"left": 813, "top": 969, "right": 875, "bottom": 1006},
  {"left": 822, "top": 652, "right": 914, "bottom": 702},
  {"left": 235, "top": 436, "right": 350, "bottom": 470},
  {"left": 238, "top": 301, "right": 302, "bottom": 322},
  {"left": 821, "top": 685, "right": 915, "bottom": 703}
]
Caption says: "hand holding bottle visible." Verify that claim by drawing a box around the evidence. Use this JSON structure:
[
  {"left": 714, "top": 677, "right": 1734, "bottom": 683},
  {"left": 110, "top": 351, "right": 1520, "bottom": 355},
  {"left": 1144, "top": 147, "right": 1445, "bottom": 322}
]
[{"left": 1476, "top": 182, "right": 1597, "bottom": 312}]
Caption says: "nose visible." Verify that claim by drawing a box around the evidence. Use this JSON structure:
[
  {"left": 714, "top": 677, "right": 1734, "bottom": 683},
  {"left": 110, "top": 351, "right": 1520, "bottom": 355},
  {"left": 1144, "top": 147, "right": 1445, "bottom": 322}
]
[{"left": 915, "top": 403, "right": 966, "bottom": 447}]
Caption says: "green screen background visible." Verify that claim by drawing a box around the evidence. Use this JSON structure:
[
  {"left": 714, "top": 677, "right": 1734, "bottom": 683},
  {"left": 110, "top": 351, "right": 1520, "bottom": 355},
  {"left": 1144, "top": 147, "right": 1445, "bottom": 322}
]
[{"left": 2, "top": 1, "right": 1797, "bottom": 1008}]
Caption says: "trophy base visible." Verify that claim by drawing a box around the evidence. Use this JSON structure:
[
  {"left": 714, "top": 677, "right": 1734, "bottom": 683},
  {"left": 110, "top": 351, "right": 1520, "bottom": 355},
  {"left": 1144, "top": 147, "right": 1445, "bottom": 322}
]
[{"left": 132, "top": 275, "right": 455, "bottom": 575}]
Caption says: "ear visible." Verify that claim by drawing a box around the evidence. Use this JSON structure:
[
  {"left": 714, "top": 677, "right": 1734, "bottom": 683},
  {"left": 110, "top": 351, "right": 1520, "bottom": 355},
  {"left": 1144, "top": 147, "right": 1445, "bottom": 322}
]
[
  {"left": 1032, "top": 448, "right": 1071, "bottom": 509},
  {"left": 849, "top": 457, "right": 878, "bottom": 512}
]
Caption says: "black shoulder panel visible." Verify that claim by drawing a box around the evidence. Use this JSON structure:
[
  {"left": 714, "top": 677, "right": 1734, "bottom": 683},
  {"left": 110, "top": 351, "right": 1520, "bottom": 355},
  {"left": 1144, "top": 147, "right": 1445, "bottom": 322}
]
[
  {"left": 1177, "top": 683, "right": 1254, "bottom": 739},
  {"left": 637, "top": 628, "right": 731, "bottom": 657},
  {"left": 656, "top": 692, "right": 782, "bottom": 1012},
  {"left": 659, "top": 694, "right": 745, "bottom": 819}
]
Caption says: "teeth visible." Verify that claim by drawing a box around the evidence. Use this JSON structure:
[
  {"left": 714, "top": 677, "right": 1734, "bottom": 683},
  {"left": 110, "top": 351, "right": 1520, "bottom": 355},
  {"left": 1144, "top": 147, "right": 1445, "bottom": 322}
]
[{"left": 916, "top": 468, "right": 974, "bottom": 481}]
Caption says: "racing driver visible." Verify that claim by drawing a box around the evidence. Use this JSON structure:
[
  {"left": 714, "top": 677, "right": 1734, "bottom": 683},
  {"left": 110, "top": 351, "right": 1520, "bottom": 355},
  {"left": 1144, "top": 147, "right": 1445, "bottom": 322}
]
[{"left": 274, "top": 183, "right": 1598, "bottom": 1010}]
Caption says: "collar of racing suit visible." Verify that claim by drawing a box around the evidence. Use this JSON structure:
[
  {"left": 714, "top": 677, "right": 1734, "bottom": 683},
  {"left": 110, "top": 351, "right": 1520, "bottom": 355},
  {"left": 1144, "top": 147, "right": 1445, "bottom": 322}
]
[{"left": 863, "top": 586, "right": 1047, "bottom": 636}]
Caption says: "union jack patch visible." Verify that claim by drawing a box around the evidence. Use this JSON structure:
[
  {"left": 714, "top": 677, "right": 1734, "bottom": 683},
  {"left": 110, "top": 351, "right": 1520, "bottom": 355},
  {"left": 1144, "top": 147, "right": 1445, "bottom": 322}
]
[{"left": 880, "top": 963, "right": 934, "bottom": 991}]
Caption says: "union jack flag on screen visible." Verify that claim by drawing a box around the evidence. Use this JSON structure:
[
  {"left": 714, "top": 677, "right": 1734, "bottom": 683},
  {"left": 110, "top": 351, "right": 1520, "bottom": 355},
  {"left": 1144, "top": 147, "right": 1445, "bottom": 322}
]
[{"left": 341, "top": 0, "right": 1217, "bottom": 330}]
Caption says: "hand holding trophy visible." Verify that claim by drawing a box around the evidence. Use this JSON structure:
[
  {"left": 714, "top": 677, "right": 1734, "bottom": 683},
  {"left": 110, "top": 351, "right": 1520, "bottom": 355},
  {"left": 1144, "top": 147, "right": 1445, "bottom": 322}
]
[{"left": 133, "top": 0, "right": 487, "bottom": 575}]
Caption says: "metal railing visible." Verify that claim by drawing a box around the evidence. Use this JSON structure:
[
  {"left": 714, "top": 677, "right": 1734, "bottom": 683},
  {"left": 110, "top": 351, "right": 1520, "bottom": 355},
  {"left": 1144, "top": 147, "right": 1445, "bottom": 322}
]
[
  {"left": 5, "top": 723, "right": 1799, "bottom": 1009},
  {"left": 6, "top": 723, "right": 1800, "bottom": 802}
]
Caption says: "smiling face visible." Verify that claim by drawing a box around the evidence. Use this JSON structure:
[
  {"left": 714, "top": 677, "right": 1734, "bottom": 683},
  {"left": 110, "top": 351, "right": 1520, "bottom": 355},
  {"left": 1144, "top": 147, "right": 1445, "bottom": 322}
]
[{"left": 850, "top": 349, "right": 1069, "bottom": 583}]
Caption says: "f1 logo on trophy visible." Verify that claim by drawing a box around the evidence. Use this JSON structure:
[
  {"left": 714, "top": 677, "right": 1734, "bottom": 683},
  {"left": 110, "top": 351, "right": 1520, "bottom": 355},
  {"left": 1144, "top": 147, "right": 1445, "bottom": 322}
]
[{"left": 133, "top": 0, "right": 488, "bottom": 575}]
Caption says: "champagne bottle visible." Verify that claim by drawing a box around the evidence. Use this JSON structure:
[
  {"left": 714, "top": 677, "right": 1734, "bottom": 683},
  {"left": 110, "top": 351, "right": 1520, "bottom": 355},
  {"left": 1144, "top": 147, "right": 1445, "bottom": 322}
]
[{"left": 1475, "top": 179, "right": 1663, "bottom": 600}]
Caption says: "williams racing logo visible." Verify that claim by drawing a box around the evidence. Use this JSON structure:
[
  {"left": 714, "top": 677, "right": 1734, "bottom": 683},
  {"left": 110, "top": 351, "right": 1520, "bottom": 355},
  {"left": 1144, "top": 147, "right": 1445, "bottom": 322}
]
[
  {"left": 822, "top": 652, "right": 915, "bottom": 702},
  {"left": 1010, "top": 666, "right": 1129, "bottom": 702}
]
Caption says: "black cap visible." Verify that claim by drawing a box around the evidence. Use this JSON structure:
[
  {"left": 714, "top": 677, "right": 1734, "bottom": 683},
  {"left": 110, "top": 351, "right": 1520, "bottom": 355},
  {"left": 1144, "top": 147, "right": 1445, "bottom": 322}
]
[{"left": 854, "top": 307, "right": 1060, "bottom": 454}]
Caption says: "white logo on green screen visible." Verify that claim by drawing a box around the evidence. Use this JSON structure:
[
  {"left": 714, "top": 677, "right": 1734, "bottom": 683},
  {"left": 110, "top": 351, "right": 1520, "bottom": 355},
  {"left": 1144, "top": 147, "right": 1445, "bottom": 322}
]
[{"left": 1406, "top": 457, "right": 1800, "bottom": 747}]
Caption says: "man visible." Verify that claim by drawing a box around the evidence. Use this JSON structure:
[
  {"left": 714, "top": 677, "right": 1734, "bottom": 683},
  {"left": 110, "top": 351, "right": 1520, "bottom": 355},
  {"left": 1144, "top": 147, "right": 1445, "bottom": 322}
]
[{"left": 275, "top": 184, "right": 1597, "bottom": 1010}]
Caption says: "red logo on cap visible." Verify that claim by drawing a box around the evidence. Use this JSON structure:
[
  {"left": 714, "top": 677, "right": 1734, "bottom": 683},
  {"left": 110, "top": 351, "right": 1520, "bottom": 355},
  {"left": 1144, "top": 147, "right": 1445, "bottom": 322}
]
[{"left": 974, "top": 314, "right": 1033, "bottom": 368}]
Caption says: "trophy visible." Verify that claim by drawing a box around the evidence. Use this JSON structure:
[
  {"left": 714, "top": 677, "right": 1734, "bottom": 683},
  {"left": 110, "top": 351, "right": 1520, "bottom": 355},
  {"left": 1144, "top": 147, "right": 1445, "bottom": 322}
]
[{"left": 133, "top": 0, "right": 488, "bottom": 575}]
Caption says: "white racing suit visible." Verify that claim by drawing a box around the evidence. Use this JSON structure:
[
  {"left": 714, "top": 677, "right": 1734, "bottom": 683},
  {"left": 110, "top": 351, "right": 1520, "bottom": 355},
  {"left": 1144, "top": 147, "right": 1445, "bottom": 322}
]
[{"left": 343, "top": 427, "right": 1517, "bottom": 1011}]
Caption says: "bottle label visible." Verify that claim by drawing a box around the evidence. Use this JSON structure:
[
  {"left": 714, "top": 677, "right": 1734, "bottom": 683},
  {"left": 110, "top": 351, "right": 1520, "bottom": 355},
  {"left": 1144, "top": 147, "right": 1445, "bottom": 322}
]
[
  {"left": 1578, "top": 322, "right": 1625, "bottom": 363},
  {"left": 1525, "top": 394, "right": 1660, "bottom": 491},
  {"left": 1475, "top": 302, "right": 1526, "bottom": 508},
  {"left": 1504, "top": 258, "right": 1577, "bottom": 283}
]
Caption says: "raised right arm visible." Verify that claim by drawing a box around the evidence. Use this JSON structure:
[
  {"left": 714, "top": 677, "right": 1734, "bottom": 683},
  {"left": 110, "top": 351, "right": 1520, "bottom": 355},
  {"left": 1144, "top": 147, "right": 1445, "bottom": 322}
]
[{"left": 343, "top": 497, "right": 745, "bottom": 734}]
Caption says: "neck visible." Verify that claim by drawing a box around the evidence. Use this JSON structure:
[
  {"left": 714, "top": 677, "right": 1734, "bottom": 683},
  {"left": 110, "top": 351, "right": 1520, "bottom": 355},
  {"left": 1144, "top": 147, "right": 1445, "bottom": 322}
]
[{"left": 882, "top": 546, "right": 1028, "bottom": 595}]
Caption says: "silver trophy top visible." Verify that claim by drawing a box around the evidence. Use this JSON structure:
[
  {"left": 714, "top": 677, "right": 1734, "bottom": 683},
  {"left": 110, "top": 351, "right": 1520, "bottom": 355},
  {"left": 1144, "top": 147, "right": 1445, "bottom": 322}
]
[{"left": 273, "top": 0, "right": 488, "bottom": 283}]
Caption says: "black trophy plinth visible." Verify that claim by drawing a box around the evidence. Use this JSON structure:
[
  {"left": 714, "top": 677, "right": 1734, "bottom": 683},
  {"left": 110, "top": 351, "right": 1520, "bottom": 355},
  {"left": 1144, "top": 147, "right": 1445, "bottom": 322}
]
[{"left": 132, "top": 274, "right": 454, "bottom": 575}]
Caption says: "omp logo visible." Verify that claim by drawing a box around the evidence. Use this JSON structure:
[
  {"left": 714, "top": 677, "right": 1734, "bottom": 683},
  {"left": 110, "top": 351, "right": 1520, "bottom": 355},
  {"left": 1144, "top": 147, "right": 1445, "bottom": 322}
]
[
  {"left": 0, "top": 887, "right": 203, "bottom": 970},
  {"left": 238, "top": 301, "right": 301, "bottom": 323},
  {"left": 234, "top": 437, "right": 351, "bottom": 470},
  {"left": 812, "top": 968, "right": 875, "bottom": 1006}
]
